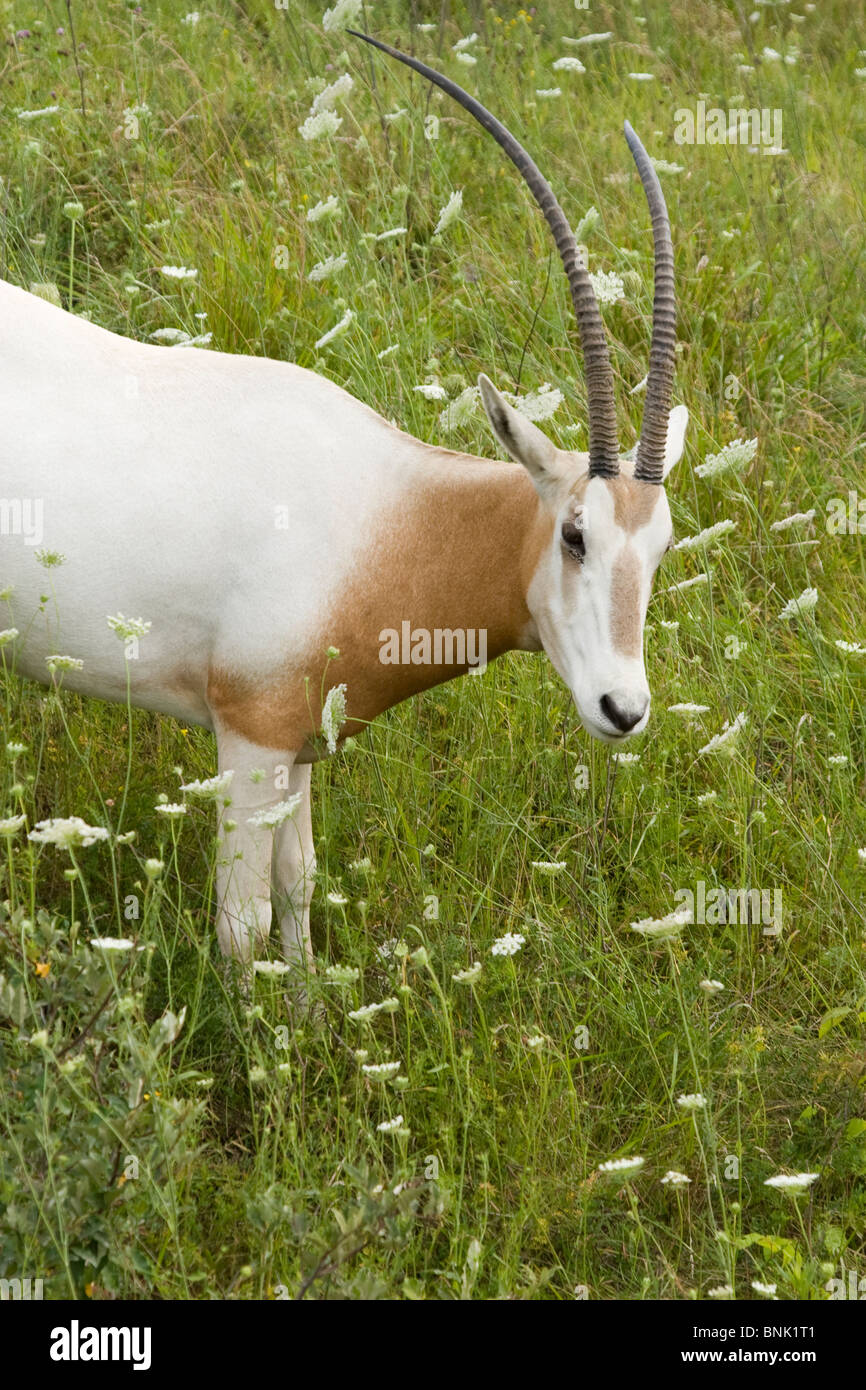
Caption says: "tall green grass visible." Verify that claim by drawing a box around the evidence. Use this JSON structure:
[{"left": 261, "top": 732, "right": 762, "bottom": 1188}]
[{"left": 1, "top": 0, "right": 864, "bottom": 1299}]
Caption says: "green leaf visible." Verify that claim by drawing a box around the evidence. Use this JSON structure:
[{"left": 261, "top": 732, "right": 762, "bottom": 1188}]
[{"left": 818, "top": 1006, "right": 851, "bottom": 1038}]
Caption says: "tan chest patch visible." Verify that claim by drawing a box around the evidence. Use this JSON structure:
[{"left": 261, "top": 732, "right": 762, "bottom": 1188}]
[{"left": 207, "top": 458, "right": 551, "bottom": 753}]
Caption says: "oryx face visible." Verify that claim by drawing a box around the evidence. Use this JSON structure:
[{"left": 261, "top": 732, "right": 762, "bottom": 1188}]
[
  {"left": 352, "top": 31, "right": 689, "bottom": 743},
  {"left": 479, "top": 377, "right": 688, "bottom": 743}
]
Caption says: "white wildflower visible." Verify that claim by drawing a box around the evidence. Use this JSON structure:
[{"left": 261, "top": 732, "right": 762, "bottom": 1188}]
[
  {"left": 491, "top": 932, "right": 525, "bottom": 957},
  {"left": 311, "top": 73, "right": 353, "bottom": 115},
  {"left": 306, "top": 195, "right": 340, "bottom": 223},
  {"left": 179, "top": 771, "right": 234, "bottom": 799},
  {"left": 668, "top": 703, "right": 710, "bottom": 715},
  {"left": 536, "top": 88, "right": 562, "bottom": 99},
  {"left": 677, "top": 1093, "right": 707, "bottom": 1111},
  {"left": 574, "top": 206, "right": 600, "bottom": 240},
  {"left": 155, "top": 803, "right": 188, "bottom": 818},
  {"left": 17, "top": 105, "right": 61, "bottom": 121},
  {"left": 779, "top": 587, "right": 818, "bottom": 620},
  {"left": 247, "top": 795, "right": 303, "bottom": 829},
  {"left": 764, "top": 1172, "right": 819, "bottom": 1193},
  {"left": 651, "top": 158, "right": 685, "bottom": 174},
  {"left": 588, "top": 269, "right": 625, "bottom": 304},
  {"left": 322, "top": 0, "right": 363, "bottom": 32},
  {"left": 325, "top": 963, "right": 360, "bottom": 985},
  {"left": 377, "top": 1114, "right": 408, "bottom": 1133},
  {"left": 107, "top": 613, "right": 151, "bottom": 641},
  {"left": 0, "top": 629, "right": 19, "bottom": 647},
  {"left": 627, "top": 72, "right": 655, "bottom": 81},
  {"left": 439, "top": 384, "right": 479, "bottom": 430},
  {"left": 666, "top": 573, "right": 709, "bottom": 593},
  {"left": 327, "top": 891, "right": 349, "bottom": 906},
  {"left": 835, "top": 639, "right": 866, "bottom": 654},
  {"left": 362, "top": 1060, "right": 402, "bottom": 1081},
  {"left": 414, "top": 382, "right": 448, "bottom": 401},
  {"left": 299, "top": 109, "right": 342, "bottom": 141},
  {"left": 455, "top": 52, "right": 477, "bottom": 66},
  {"left": 699, "top": 979, "right": 724, "bottom": 994},
  {"left": 531, "top": 860, "right": 566, "bottom": 874},
  {"left": 675, "top": 519, "right": 736, "bottom": 551},
  {"left": 90, "top": 937, "right": 135, "bottom": 950},
  {"left": 30, "top": 817, "right": 110, "bottom": 850},
  {"left": 697, "top": 790, "right": 717, "bottom": 804},
  {"left": 770, "top": 509, "right": 816, "bottom": 532},
  {"left": 0, "top": 815, "right": 26, "bottom": 837},
  {"left": 453, "top": 33, "right": 478, "bottom": 52},
  {"left": 348, "top": 1002, "right": 385, "bottom": 1023},
  {"left": 434, "top": 189, "right": 463, "bottom": 235},
  {"left": 661, "top": 1170, "right": 692, "bottom": 1186},
  {"left": 752, "top": 1281, "right": 778, "bottom": 1298},
  {"left": 631, "top": 905, "right": 691, "bottom": 941},
  {"left": 564, "top": 33, "right": 612, "bottom": 46},
  {"left": 322, "top": 683, "right": 348, "bottom": 754},
  {"left": 695, "top": 437, "right": 757, "bottom": 479},
  {"left": 253, "top": 960, "right": 292, "bottom": 976},
  {"left": 315, "top": 308, "right": 353, "bottom": 349},
  {"left": 698, "top": 712, "right": 747, "bottom": 756},
  {"left": 553, "top": 56, "right": 586, "bottom": 73},
  {"left": 308, "top": 252, "right": 348, "bottom": 282},
  {"left": 708, "top": 1285, "right": 734, "bottom": 1299},
  {"left": 452, "top": 962, "right": 482, "bottom": 983},
  {"left": 598, "top": 1156, "right": 645, "bottom": 1178},
  {"left": 505, "top": 383, "right": 564, "bottom": 422},
  {"left": 160, "top": 265, "right": 197, "bottom": 281},
  {"left": 45, "top": 655, "right": 83, "bottom": 672},
  {"left": 150, "top": 327, "right": 192, "bottom": 344}
]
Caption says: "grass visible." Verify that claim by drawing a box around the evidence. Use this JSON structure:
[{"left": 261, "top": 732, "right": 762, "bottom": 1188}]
[{"left": 0, "top": 0, "right": 865, "bottom": 1301}]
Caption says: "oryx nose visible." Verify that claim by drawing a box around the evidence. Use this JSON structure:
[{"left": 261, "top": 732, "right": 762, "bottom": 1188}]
[{"left": 600, "top": 691, "right": 649, "bottom": 734}]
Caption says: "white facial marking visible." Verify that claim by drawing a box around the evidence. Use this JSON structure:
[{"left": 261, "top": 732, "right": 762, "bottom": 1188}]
[{"left": 528, "top": 470, "right": 673, "bottom": 744}]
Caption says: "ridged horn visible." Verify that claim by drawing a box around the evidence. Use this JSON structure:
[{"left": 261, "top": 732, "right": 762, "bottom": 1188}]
[
  {"left": 623, "top": 120, "right": 677, "bottom": 485},
  {"left": 348, "top": 30, "right": 620, "bottom": 477}
]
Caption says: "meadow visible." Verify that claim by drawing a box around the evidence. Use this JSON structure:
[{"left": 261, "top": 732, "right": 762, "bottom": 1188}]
[{"left": 0, "top": 0, "right": 865, "bottom": 1301}]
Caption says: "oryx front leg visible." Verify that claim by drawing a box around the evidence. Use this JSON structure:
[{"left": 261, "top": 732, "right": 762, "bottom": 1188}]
[
  {"left": 212, "top": 726, "right": 294, "bottom": 961},
  {"left": 271, "top": 763, "right": 316, "bottom": 972}
]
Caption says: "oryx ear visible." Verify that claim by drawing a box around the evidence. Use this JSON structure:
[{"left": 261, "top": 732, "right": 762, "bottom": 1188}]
[
  {"left": 661, "top": 404, "right": 688, "bottom": 479},
  {"left": 621, "top": 403, "right": 688, "bottom": 481},
  {"left": 478, "top": 373, "right": 566, "bottom": 501}
]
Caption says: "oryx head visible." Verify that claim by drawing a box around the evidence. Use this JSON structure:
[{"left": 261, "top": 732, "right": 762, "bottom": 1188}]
[{"left": 352, "top": 33, "right": 689, "bottom": 743}]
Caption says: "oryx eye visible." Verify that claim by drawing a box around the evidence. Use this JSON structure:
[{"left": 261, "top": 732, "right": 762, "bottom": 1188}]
[{"left": 561, "top": 519, "right": 586, "bottom": 562}]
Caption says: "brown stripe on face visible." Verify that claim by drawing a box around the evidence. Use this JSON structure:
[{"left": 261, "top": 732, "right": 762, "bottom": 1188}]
[
  {"left": 610, "top": 547, "right": 642, "bottom": 657},
  {"left": 604, "top": 475, "right": 661, "bottom": 533}
]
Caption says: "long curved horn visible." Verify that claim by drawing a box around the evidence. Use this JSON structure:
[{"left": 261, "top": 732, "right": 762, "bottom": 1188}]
[
  {"left": 623, "top": 121, "right": 677, "bottom": 485},
  {"left": 348, "top": 30, "right": 620, "bottom": 478}
]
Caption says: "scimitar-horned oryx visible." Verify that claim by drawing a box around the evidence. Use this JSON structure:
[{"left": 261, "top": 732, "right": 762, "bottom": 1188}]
[{"left": 0, "top": 34, "right": 687, "bottom": 970}]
